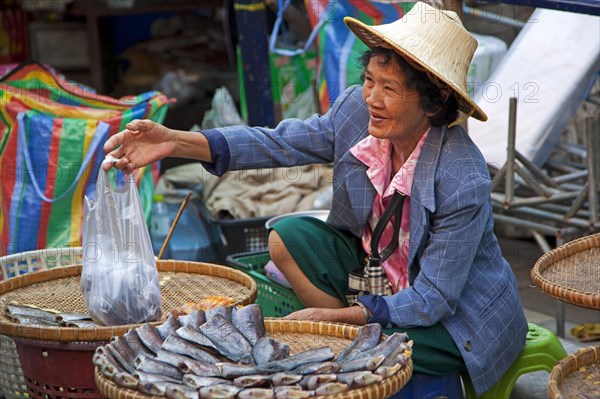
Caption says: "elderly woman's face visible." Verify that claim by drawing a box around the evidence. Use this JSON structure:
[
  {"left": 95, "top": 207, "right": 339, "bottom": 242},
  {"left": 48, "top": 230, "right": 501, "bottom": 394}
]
[{"left": 362, "top": 55, "right": 432, "bottom": 143}]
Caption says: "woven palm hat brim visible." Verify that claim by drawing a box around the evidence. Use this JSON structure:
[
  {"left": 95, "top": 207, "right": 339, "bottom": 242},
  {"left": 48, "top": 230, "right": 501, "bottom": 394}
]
[{"left": 344, "top": 2, "right": 488, "bottom": 122}]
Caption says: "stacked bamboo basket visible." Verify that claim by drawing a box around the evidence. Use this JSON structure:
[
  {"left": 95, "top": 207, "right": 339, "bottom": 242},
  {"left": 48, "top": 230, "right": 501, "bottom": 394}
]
[
  {"left": 0, "top": 247, "right": 83, "bottom": 399},
  {"left": 531, "top": 233, "right": 600, "bottom": 398}
]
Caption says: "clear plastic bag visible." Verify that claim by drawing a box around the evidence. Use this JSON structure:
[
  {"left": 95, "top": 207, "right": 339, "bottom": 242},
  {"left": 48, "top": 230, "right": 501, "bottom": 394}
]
[{"left": 81, "top": 158, "right": 162, "bottom": 326}]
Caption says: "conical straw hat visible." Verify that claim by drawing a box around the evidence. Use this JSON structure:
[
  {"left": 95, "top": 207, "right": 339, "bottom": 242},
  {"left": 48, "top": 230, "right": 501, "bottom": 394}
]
[{"left": 344, "top": 2, "right": 487, "bottom": 122}]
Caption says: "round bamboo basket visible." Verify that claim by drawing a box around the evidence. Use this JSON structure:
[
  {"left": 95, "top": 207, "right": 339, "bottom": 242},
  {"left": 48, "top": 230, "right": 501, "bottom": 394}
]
[
  {"left": 531, "top": 233, "right": 600, "bottom": 310},
  {"left": 0, "top": 247, "right": 83, "bottom": 399},
  {"left": 0, "top": 260, "right": 257, "bottom": 342},
  {"left": 548, "top": 345, "right": 600, "bottom": 399},
  {"left": 94, "top": 319, "right": 413, "bottom": 399}
]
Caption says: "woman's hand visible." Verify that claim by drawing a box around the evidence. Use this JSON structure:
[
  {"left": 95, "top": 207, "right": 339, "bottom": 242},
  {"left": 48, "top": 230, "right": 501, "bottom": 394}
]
[
  {"left": 284, "top": 306, "right": 367, "bottom": 326},
  {"left": 103, "top": 119, "right": 176, "bottom": 173}
]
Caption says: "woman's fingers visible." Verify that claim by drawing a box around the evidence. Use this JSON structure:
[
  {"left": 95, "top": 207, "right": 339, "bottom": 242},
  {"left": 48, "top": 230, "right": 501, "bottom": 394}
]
[
  {"left": 126, "top": 119, "right": 152, "bottom": 132},
  {"left": 101, "top": 160, "right": 114, "bottom": 172},
  {"left": 122, "top": 160, "right": 138, "bottom": 175},
  {"left": 103, "top": 131, "right": 126, "bottom": 153},
  {"left": 115, "top": 157, "right": 130, "bottom": 171}
]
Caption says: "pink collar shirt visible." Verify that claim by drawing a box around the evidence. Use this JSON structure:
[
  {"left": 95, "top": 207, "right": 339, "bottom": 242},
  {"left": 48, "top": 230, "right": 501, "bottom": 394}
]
[{"left": 350, "top": 129, "right": 430, "bottom": 293}]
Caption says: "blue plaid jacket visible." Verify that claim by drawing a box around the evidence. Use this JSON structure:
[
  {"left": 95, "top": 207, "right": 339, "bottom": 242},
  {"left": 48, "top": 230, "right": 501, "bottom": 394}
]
[{"left": 203, "top": 85, "right": 527, "bottom": 395}]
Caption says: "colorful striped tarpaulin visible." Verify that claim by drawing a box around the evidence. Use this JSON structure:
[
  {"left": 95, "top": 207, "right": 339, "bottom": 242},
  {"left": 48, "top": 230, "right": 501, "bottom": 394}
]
[
  {"left": 304, "top": 1, "right": 414, "bottom": 113},
  {"left": 0, "top": 62, "right": 169, "bottom": 259}
]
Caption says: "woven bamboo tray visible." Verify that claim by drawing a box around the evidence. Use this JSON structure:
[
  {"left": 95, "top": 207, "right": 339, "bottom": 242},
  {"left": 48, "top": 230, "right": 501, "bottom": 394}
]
[
  {"left": 0, "top": 247, "right": 83, "bottom": 281},
  {"left": 94, "top": 319, "right": 413, "bottom": 399},
  {"left": 531, "top": 233, "right": 600, "bottom": 310},
  {"left": 0, "top": 260, "right": 257, "bottom": 342},
  {"left": 548, "top": 345, "right": 600, "bottom": 399},
  {"left": 0, "top": 247, "right": 83, "bottom": 399}
]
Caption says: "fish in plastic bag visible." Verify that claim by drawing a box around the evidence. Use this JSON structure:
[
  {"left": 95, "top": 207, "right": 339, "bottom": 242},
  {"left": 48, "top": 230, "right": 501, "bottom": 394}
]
[{"left": 81, "top": 157, "right": 162, "bottom": 326}]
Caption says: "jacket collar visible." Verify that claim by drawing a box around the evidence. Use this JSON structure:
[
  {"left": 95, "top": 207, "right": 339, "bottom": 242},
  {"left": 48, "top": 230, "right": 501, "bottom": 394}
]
[{"left": 410, "top": 125, "right": 446, "bottom": 213}]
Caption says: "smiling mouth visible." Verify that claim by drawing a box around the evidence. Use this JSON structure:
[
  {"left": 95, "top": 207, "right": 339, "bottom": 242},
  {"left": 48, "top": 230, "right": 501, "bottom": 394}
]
[{"left": 370, "top": 113, "right": 386, "bottom": 123}]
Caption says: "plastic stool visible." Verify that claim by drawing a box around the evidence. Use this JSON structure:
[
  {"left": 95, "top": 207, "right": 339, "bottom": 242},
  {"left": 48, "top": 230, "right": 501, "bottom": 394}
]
[
  {"left": 463, "top": 323, "right": 567, "bottom": 399},
  {"left": 392, "top": 372, "right": 463, "bottom": 399}
]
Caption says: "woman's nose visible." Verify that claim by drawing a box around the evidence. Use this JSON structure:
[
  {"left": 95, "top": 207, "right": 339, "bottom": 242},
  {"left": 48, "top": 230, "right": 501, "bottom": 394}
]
[{"left": 365, "top": 85, "right": 382, "bottom": 107}]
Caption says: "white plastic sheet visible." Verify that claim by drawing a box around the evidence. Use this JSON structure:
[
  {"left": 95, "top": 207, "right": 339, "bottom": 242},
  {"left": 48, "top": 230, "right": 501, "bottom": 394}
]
[{"left": 468, "top": 8, "right": 600, "bottom": 168}]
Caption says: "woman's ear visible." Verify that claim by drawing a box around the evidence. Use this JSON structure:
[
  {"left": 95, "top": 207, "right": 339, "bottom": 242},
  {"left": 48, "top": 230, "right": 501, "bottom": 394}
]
[{"left": 439, "top": 87, "right": 451, "bottom": 102}]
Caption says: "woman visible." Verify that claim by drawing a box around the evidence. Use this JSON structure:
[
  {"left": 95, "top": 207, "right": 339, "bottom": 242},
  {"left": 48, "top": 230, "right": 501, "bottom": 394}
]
[{"left": 104, "top": 3, "right": 527, "bottom": 395}]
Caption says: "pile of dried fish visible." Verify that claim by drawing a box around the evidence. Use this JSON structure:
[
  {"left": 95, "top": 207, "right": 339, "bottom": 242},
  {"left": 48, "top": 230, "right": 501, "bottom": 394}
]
[
  {"left": 94, "top": 304, "right": 413, "bottom": 399},
  {"left": 6, "top": 303, "right": 100, "bottom": 328}
]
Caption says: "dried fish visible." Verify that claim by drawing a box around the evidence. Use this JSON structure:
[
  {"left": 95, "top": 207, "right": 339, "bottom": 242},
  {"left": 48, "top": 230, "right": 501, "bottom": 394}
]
[
  {"left": 163, "top": 334, "right": 221, "bottom": 364},
  {"left": 238, "top": 388, "right": 274, "bottom": 399},
  {"left": 252, "top": 337, "right": 290, "bottom": 365},
  {"left": 273, "top": 385, "right": 302, "bottom": 393},
  {"left": 55, "top": 311, "right": 92, "bottom": 324},
  {"left": 199, "top": 314, "right": 253, "bottom": 363},
  {"left": 183, "top": 374, "right": 229, "bottom": 389},
  {"left": 106, "top": 339, "right": 136, "bottom": 374},
  {"left": 178, "top": 309, "right": 206, "bottom": 329},
  {"left": 344, "top": 332, "right": 408, "bottom": 362},
  {"left": 299, "top": 374, "right": 337, "bottom": 391},
  {"left": 336, "top": 371, "right": 382, "bottom": 388},
  {"left": 179, "top": 358, "right": 221, "bottom": 377},
  {"left": 176, "top": 325, "right": 219, "bottom": 352},
  {"left": 66, "top": 319, "right": 100, "bottom": 328},
  {"left": 92, "top": 353, "right": 108, "bottom": 367},
  {"left": 379, "top": 340, "right": 412, "bottom": 368},
  {"left": 165, "top": 383, "right": 200, "bottom": 399},
  {"left": 291, "top": 361, "right": 340, "bottom": 375},
  {"left": 133, "top": 370, "right": 181, "bottom": 384},
  {"left": 233, "top": 375, "right": 271, "bottom": 388},
  {"left": 113, "top": 372, "right": 139, "bottom": 389},
  {"left": 339, "top": 354, "right": 385, "bottom": 373},
  {"left": 138, "top": 381, "right": 173, "bottom": 396},
  {"left": 154, "top": 349, "right": 192, "bottom": 368},
  {"left": 259, "top": 347, "right": 335, "bottom": 372},
  {"left": 98, "top": 305, "right": 413, "bottom": 399},
  {"left": 314, "top": 382, "right": 349, "bottom": 396},
  {"left": 374, "top": 362, "right": 402, "bottom": 379},
  {"left": 6, "top": 303, "right": 58, "bottom": 321},
  {"left": 216, "top": 363, "right": 264, "bottom": 379},
  {"left": 136, "top": 357, "right": 183, "bottom": 380},
  {"left": 274, "top": 387, "right": 312, "bottom": 399},
  {"left": 199, "top": 384, "right": 242, "bottom": 399},
  {"left": 95, "top": 346, "right": 125, "bottom": 372},
  {"left": 136, "top": 323, "right": 164, "bottom": 354},
  {"left": 352, "top": 371, "right": 382, "bottom": 387},
  {"left": 336, "top": 323, "right": 382, "bottom": 363},
  {"left": 205, "top": 305, "right": 232, "bottom": 321},
  {"left": 124, "top": 328, "right": 155, "bottom": 359},
  {"left": 9, "top": 314, "right": 61, "bottom": 326},
  {"left": 157, "top": 314, "right": 182, "bottom": 339},
  {"left": 231, "top": 304, "right": 265, "bottom": 345},
  {"left": 271, "top": 373, "right": 303, "bottom": 386},
  {"left": 100, "top": 363, "right": 119, "bottom": 380}
]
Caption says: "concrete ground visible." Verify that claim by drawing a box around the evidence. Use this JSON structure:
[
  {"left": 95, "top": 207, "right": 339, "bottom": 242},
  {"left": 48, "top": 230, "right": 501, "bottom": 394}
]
[{"left": 500, "top": 236, "right": 600, "bottom": 399}]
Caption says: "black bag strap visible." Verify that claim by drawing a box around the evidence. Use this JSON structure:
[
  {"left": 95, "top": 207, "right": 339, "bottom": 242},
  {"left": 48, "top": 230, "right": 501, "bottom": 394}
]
[{"left": 369, "top": 191, "right": 405, "bottom": 266}]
